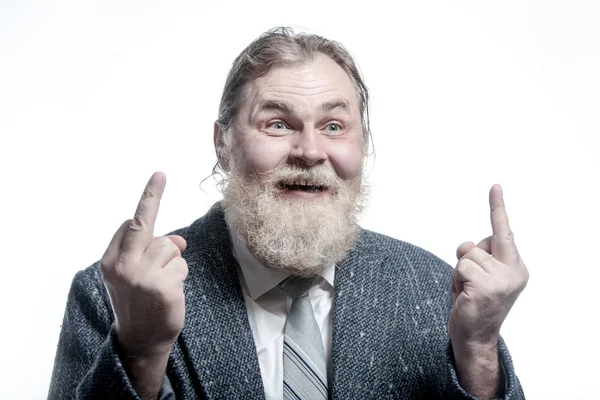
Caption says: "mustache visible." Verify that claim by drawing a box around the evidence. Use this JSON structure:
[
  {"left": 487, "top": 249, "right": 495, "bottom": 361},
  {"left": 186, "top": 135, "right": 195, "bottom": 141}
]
[{"left": 261, "top": 165, "right": 343, "bottom": 190}]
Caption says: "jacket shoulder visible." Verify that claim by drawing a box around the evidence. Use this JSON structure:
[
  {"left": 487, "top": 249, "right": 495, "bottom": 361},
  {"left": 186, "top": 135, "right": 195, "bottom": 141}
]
[
  {"left": 358, "top": 228, "right": 454, "bottom": 277},
  {"left": 356, "top": 229, "right": 454, "bottom": 310}
]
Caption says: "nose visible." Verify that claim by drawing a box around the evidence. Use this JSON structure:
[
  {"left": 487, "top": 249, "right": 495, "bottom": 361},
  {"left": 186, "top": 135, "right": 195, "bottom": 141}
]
[{"left": 289, "top": 128, "right": 327, "bottom": 167}]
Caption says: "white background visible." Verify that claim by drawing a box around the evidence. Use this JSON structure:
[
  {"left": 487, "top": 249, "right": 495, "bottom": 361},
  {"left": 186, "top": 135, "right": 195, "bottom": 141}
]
[{"left": 1, "top": 1, "right": 599, "bottom": 398}]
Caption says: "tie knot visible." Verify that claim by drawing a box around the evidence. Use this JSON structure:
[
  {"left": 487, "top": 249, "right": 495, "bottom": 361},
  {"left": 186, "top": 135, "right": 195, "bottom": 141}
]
[{"left": 279, "top": 275, "right": 317, "bottom": 299}]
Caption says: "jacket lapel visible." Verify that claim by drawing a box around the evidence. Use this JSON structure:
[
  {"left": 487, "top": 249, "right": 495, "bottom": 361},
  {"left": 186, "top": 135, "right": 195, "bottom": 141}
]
[
  {"left": 329, "top": 229, "right": 413, "bottom": 398},
  {"left": 178, "top": 204, "right": 265, "bottom": 399}
]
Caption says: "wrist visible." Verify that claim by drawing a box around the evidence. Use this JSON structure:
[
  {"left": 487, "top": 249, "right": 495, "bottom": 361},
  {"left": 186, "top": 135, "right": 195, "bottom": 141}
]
[
  {"left": 452, "top": 336, "right": 499, "bottom": 364},
  {"left": 116, "top": 339, "right": 171, "bottom": 400},
  {"left": 116, "top": 326, "right": 176, "bottom": 359},
  {"left": 452, "top": 339, "right": 501, "bottom": 399}
]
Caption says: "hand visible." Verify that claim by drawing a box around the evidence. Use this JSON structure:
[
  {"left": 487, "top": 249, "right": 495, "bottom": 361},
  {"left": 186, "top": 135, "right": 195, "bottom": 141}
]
[
  {"left": 449, "top": 184, "right": 529, "bottom": 350},
  {"left": 100, "top": 172, "right": 189, "bottom": 357}
]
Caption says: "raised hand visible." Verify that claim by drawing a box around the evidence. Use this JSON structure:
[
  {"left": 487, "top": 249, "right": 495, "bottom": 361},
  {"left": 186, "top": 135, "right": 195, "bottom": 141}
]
[
  {"left": 99, "top": 172, "right": 188, "bottom": 398},
  {"left": 449, "top": 184, "right": 529, "bottom": 397}
]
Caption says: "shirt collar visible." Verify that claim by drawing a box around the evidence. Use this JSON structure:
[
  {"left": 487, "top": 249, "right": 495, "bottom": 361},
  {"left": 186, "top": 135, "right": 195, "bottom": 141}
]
[{"left": 228, "top": 225, "right": 335, "bottom": 300}]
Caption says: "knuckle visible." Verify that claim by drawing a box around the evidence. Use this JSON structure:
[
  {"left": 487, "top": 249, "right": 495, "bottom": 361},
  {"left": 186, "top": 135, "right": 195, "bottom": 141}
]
[
  {"left": 174, "top": 257, "right": 189, "bottom": 279},
  {"left": 167, "top": 255, "right": 188, "bottom": 269},
  {"left": 464, "top": 247, "right": 479, "bottom": 259},
  {"left": 170, "top": 255, "right": 186, "bottom": 267},
  {"left": 112, "top": 264, "right": 127, "bottom": 282},
  {"left": 180, "top": 259, "right": 189, "bottom": 275},
  {"left": 176, "top": 255, "right": 188, "bottom": 266},
  {"left": 505, "top": 229, "right": 515, "bottom": 242},
  {"left": 480, "top": 256, "right": 496, "bottom": 270},
  {"left": 145, "top": 237, "right": 180, "bottom": 264},
  {"left": 455, "top": 259, "right": 474, "bottom": 277},
  {"left": 141, "top": 187, "right": 156, "bottom": 201},
  {"left": 153, "top": 236, "right": 172, "bottom": 248},
  {"left": 128, "top": 217, "right": 146, "bottom": 233},
  {"left": 156, "top": 237, "right": 180, "bottom": 255},
  {"left": 112, "top": 256, "right": 135, "bottom": 282},
  {"left": 456, "top": 258, "right": 471, "bottom": 271}
]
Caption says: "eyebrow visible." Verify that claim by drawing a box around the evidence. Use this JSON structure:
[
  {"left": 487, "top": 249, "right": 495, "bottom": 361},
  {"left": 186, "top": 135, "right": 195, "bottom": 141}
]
[
  {"left": 256, "top": 99, "right": 351, "bottom": 115},
  {"left": 257, "top": 100, "right": 294, "bottom": 114},
  {"left": 319, "top": 100, "right": 350, "bottom": 114}
]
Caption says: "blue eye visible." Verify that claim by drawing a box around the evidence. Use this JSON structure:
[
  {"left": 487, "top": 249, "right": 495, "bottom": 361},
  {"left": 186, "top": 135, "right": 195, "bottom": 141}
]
[
  {"left": 269, "top": 121, "right": 286, "bottom": 129},
  {"left": 327, "top": 124, "right": 341, "bottom": 132}
]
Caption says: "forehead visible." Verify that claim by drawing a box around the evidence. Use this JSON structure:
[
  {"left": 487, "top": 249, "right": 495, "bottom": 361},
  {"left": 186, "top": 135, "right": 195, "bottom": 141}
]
[{"left": 240, "top": 54, "right": 361, "bottom": 115}]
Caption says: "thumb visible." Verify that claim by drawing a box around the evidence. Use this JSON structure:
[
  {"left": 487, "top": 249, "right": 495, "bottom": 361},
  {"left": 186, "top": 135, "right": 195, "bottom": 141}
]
[{"left": 166, "top": 235, "right": 187, "bottom": 254}]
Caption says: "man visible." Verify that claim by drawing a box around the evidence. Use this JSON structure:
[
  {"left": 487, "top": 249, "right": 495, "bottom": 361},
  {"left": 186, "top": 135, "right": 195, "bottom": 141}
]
[{"left": 49, "top": 27, "right": 528, "bottom": 399}]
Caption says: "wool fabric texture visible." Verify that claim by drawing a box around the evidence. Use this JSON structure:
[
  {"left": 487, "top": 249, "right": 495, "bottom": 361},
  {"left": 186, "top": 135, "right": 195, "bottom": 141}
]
[{"left": 49, "top": 203, "right": 525, "bottom": 399}]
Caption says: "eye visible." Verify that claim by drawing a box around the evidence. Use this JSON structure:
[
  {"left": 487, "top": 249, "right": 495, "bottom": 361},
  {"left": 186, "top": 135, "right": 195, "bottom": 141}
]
[
  {"left": 326, "top": 123, "right": 342, "bottom": 133},
  {"left": 268, "top": 121, "right": 287, "bottom": 130}
]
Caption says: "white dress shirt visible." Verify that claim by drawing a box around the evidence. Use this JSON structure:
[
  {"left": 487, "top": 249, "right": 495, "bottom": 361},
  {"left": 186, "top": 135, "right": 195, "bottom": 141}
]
[{"left": 229, "top": 228, "right": 335, "bottom": 400}]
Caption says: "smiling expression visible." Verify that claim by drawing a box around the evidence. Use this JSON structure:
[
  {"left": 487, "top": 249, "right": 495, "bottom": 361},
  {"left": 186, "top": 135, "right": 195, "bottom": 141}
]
[{"left": 219, "top": 54, "right": 365, "bottom": 200}]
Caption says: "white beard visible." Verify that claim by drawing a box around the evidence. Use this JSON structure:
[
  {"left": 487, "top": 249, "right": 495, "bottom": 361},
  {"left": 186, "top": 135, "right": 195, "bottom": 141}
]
[{"left": 222, "top": 164, "right": 367, "bottom": 277}]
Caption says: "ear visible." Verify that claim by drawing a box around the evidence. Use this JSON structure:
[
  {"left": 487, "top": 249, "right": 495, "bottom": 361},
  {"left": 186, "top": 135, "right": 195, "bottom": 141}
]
[
  {"left": 213, "top": 122, "right": 221, "bottom": 149},
  {"left": 214, "top": 122, "right": 230, "bottom": 172}
]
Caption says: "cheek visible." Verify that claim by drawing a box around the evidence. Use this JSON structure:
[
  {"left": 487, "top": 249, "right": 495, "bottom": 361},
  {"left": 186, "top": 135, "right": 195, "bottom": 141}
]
[
  {"left": 234, "top": 136, "right": 290, "bottom": 174},
  {"left": 327, "top": 139, "right": 364, "bottom": 180}
]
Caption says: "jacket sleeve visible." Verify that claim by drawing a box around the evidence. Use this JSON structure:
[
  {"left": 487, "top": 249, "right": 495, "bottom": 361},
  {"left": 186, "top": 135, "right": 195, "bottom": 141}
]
[
  {"left": 445, "top": 337, "right": 525, "bottom": 399},
  {"left": 48, "top": 263, "right": 142, "bottom": 400}
]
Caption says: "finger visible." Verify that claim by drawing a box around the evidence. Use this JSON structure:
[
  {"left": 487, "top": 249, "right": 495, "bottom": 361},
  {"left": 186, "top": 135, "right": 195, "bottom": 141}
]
[
  {"left": 122, "top": 172, "right": 167, "bottom": 255},
  {"left": 477, "top": 236, "right": 492, "bottom": 254},
  {"left": 166, "top": 235, "right": 187, "bottom": 254},
  {"left": 461, "top": 246, "right": 497, "bottom": 274},
  {"left": 450, "top": 275, "right": 459, "bottom": 294},
  {"left": 456, "top": 241, "right": 477, "bottom": 260},
  {"left": 450, "top": 277, "right": 461, "bottom": 306},
  {"left": 489, "top": 184, "right": 518, "bottom": 263},
  {"left": 450, "top": 274, "right": 463, "bottom": 296},
  {"left": 451, "top": 259, "right": 486, "bottom": 305},
  {"left": 143, "top": 236, "right": 182, "bottom": 268},
  {"left": 453, "top": 257, "right": 487, "bottom": 285},
  {"left": 164, "top": 256, "right": 189, "bottom": 282},
  {"left": 101, "top": 219, "right": 132, "bottom": 269}
]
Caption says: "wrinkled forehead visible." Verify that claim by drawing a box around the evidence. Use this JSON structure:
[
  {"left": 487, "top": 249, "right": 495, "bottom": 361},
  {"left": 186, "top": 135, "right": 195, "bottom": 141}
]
[{"left": 237, "top": 55, "right": 362, "bottom": 120}]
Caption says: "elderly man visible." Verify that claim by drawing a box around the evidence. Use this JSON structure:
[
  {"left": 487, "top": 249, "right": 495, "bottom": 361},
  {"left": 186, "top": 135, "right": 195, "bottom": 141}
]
[{"left": 49, "top": 28, "right": 528, "bottom": 399}]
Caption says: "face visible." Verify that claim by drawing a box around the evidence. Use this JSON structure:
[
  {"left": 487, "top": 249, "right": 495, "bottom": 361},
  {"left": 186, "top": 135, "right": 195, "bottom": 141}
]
[
  {"left": 218, "top": 54, "right": 368, "bottom": 276},
  {"left": 224, "top": 54, "right": 364, "bottom": 195}
]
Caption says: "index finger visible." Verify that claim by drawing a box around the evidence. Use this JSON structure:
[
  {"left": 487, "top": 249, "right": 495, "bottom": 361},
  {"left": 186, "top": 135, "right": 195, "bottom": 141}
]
[{"left": 122, "top": 172, "right": 166, "bottom": 255}]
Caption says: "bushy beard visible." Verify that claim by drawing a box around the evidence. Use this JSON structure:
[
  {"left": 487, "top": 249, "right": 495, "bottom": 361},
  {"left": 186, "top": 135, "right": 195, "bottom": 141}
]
[{"left": 222, "top": 163, "right": 367, "bottom": 277}]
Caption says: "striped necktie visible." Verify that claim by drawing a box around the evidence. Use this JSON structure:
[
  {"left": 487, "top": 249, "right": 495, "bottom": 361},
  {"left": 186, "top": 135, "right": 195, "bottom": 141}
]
[{"left": 279, "top": 275, "right": 328, "bottom": 400}]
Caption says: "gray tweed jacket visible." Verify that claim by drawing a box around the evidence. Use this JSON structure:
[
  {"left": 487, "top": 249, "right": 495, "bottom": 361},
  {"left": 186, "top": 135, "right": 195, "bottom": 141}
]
[{"left": 49, "top": 203, "right": 524, "bottom": 399}]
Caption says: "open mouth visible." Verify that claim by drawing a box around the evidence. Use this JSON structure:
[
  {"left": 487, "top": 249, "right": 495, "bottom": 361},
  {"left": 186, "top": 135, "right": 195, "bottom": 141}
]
[{"left": 278, "top": 181, "right": 328, "bottom": 192}]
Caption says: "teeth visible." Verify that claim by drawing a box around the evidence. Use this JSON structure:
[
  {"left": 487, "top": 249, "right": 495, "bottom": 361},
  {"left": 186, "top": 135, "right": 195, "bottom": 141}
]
[{"left": 286, "top": 180, "right": 322, "bottom": 187}]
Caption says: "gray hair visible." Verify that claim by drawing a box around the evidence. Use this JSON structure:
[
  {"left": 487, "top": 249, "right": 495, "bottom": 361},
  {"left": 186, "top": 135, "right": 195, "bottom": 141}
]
[{"left": 213, "top": 27, "right": 372, "bottom": 176}]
